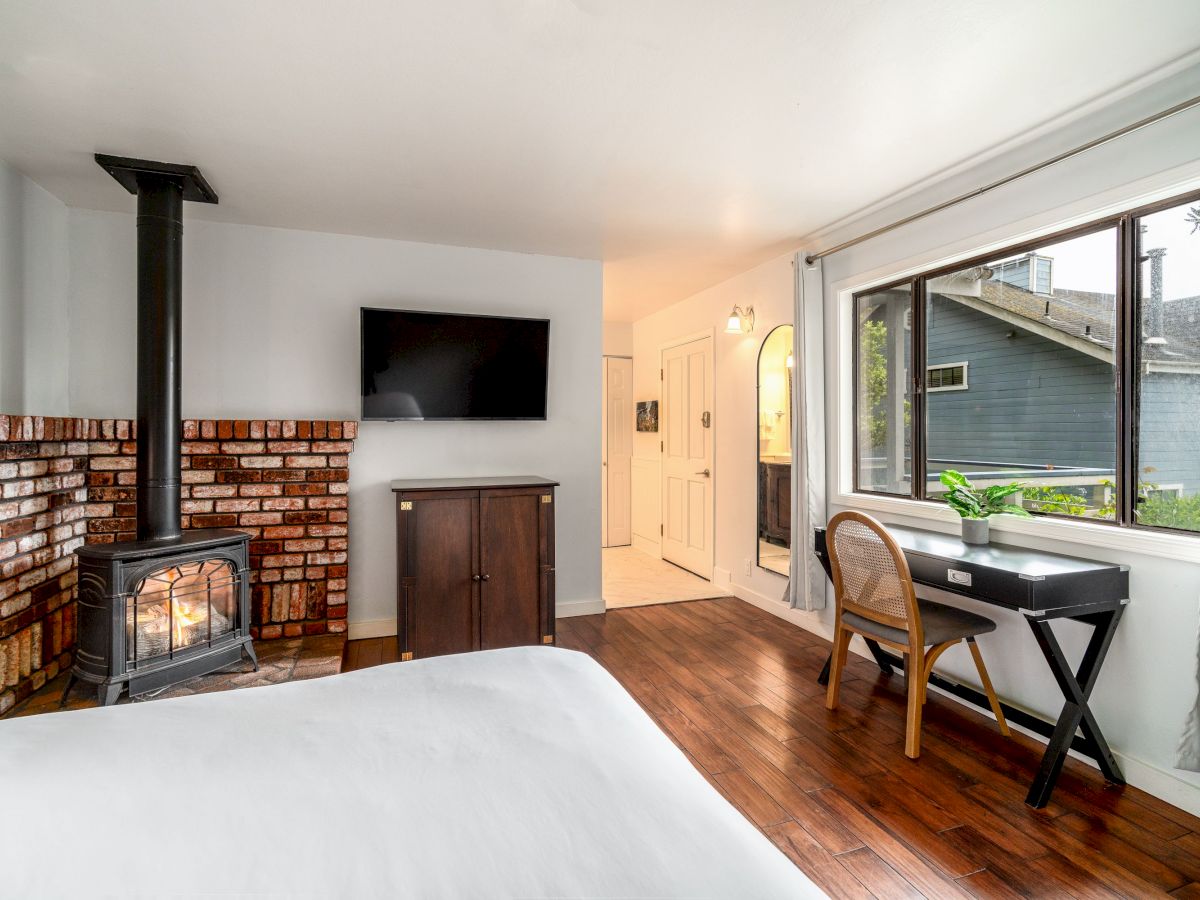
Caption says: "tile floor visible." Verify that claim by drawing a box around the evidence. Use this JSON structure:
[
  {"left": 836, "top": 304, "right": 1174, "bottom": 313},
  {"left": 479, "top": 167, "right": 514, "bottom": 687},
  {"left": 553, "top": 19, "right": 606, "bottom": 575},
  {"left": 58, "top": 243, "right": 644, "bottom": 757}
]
[
  {"left": 759, "top": 539, "right": 789, "bottom": 576},
  {"left": 602, "top": 545, "right": 726, "bottom": 609}
]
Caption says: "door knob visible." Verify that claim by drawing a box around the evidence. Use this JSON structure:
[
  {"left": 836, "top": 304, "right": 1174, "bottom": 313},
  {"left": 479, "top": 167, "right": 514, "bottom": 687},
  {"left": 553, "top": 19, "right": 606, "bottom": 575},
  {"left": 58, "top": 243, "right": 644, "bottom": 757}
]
[{"left": 695, "top": 468, "right": 711, "bottom": 477}]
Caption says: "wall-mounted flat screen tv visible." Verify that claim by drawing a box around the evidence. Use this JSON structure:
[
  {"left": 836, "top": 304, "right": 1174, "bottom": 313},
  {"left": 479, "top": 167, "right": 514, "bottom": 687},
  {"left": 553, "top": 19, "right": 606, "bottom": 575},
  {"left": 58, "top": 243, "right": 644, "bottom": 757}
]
[{"left": 361, "top": 308, "right": 550, "bottom": 421}]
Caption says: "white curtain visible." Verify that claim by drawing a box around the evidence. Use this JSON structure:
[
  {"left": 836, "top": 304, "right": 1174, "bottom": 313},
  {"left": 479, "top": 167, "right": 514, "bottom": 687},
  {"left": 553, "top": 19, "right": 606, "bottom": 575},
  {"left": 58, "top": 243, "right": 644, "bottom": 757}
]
[
  {"left": 1178, "top": 601, "right": 1200, "bottom": 770},
  {"left": 788, "top": 252, "right": 827, "bottom": 611}
]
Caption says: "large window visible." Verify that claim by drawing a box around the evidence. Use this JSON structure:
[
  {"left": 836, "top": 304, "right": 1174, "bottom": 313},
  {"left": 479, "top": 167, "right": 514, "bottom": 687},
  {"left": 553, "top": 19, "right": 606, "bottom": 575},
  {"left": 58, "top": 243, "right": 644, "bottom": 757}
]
[{"left": 852, "top": 190, "right": 1200, "bottom": 535}]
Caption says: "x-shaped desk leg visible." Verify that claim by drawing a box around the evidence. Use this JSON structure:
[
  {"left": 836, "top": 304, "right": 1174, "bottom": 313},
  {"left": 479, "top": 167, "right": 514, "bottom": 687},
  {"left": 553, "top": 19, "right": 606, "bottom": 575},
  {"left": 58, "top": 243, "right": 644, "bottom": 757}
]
[{"left": 1024, "top": 602, "right": 1126, "bottom": 808}]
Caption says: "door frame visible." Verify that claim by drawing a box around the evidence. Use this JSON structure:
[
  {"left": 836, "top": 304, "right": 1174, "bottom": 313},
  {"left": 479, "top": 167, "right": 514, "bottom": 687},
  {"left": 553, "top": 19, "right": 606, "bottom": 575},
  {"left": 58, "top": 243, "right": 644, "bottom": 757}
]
[
  {"left": 601, "top": 354, "right": 633, "bottom": 548},
  {"left": 658, "top": 328, "right": 715, "bottom": 578}
]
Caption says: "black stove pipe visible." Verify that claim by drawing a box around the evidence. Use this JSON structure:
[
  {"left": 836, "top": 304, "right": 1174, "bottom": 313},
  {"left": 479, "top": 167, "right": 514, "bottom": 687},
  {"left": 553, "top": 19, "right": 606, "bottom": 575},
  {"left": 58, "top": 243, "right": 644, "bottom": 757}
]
[
  {"left": 95, "top": 154, "right": 218, "bottom": 543},
  {"left": 135, "top": 174, "right": 184, "bottom": 542}
]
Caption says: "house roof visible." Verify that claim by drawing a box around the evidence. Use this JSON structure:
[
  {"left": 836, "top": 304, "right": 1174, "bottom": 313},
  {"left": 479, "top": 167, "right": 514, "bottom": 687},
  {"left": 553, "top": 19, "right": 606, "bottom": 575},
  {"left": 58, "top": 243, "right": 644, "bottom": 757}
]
[{"left": 935, "top": 279, "right": 1200, "bottom": 367}]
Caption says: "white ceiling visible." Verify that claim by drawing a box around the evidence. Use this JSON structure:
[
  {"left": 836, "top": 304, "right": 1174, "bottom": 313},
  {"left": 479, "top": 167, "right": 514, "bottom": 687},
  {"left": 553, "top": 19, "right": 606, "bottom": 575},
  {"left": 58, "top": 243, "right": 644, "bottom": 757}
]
[{"left": 2, "top": 1, "right": 1199, "bottom": 322}]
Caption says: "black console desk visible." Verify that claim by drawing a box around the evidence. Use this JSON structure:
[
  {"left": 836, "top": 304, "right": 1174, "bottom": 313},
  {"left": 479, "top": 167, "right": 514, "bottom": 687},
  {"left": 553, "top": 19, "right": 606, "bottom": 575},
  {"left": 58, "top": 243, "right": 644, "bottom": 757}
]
[{"left": 813, "top": 524, "right": 1129, "bottom": 808}]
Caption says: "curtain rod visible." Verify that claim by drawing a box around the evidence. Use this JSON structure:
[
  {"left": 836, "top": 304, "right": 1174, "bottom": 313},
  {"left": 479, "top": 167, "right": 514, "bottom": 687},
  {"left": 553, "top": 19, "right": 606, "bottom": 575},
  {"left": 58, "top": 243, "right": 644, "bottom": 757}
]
[{"left": 803, "top": 93, "right": 1200, "bottom": 266}]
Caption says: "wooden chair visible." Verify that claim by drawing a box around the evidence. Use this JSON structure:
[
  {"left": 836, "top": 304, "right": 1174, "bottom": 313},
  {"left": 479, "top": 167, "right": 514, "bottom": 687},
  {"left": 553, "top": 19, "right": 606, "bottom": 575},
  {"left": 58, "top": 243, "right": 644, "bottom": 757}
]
[{"left": 824, "top": 510, "right": 1010, "bottom": 758}]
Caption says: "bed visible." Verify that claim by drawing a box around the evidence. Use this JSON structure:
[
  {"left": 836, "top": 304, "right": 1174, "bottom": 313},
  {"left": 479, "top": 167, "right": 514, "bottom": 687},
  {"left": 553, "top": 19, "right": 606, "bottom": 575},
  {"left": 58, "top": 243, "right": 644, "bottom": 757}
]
[{"left": 1, "top": 646, "right": 822, "bottom": 898}]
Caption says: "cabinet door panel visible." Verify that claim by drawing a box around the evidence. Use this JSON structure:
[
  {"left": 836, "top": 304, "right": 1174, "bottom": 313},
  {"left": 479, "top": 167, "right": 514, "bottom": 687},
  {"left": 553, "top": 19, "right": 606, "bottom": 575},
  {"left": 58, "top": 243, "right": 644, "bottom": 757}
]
[
  {"left": 408, "top": 495, "right": 479, "bottom": 658},
  {"left": 479, "top": 492, "right": 542, "bottom": 650},
  {"left": 770, "top": 465, "right": 791, "bottom": 541}
]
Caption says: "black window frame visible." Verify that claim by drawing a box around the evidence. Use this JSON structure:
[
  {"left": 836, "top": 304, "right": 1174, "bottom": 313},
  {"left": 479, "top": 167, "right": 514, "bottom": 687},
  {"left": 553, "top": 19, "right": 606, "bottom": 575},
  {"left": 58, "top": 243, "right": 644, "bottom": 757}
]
[{"left": 850, "top": 187, "right": 1200, "bottom": 537}]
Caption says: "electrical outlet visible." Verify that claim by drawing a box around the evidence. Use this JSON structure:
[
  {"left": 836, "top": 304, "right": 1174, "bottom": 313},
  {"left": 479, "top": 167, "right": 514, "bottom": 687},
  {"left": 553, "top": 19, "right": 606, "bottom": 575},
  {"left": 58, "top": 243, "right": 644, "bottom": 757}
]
[
  {"left": 947, "top": 569, "right": 972, "bottom": 587},
  {"left": 743, "top": 559, "right": 752, "bottom": 577}
]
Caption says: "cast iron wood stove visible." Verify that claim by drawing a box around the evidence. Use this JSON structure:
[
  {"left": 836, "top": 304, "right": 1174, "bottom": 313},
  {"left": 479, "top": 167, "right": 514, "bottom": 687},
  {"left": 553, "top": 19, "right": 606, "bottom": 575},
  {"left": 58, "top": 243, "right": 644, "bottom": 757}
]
[{"left": 65, "top": 155, "right": 256, "bottom": 706}]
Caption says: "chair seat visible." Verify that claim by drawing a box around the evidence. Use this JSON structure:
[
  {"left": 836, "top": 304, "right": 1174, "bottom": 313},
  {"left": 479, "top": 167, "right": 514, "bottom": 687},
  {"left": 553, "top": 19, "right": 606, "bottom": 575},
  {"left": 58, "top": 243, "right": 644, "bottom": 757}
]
[{"left": 843, "top": 598, "right": 997, "bottom": 647}]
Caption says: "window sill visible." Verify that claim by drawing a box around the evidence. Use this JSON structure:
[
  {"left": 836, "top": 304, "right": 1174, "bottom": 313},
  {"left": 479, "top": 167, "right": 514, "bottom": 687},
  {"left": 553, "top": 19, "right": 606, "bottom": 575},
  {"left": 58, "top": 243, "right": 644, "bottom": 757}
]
[{"left": 832, "top": 491, "right": 1200, "bottom": 566}]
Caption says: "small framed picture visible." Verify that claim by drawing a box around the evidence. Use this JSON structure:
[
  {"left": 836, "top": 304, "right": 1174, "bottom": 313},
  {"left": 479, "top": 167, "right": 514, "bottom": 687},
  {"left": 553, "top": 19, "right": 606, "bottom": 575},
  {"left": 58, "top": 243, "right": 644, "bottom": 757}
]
[{"left": 636, "top": 400, "right": 659, "bottom": 432}]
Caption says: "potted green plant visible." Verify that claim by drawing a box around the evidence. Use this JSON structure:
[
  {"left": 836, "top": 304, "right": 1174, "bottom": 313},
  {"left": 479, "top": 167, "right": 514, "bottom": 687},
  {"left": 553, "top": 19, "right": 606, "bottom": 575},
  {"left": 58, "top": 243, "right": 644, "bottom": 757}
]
[{"left": 939, "top": 469, "right": 1031, "bottom": 545}]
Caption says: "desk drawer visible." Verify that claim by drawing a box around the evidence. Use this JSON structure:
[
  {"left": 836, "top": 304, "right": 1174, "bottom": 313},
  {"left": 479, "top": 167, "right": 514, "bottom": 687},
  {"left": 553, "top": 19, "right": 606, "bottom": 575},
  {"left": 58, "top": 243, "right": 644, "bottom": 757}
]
[{"left": 905, "top": 551, "right": 1128, "bottom": 612}]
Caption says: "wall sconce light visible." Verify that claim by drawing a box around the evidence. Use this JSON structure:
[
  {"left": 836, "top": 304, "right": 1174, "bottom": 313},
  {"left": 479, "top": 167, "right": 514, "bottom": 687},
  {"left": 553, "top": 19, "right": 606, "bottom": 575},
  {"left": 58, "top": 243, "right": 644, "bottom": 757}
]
[{"left": 724, "top": 305, "right": 755, "bottom": 334}]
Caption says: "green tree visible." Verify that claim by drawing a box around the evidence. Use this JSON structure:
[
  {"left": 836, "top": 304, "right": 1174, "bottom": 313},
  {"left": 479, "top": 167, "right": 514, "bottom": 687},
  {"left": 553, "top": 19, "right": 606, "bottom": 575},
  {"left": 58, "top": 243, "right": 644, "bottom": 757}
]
[{"left": 860, "top": 319, "right": 910, "bottom": 451}]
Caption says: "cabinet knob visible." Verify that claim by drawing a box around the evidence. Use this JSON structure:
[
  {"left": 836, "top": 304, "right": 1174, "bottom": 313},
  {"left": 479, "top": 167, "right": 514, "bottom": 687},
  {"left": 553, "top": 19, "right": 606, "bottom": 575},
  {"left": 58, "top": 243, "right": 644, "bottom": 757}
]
[
  {"left": 481, "top": 574, "right": 490, "bottom": 581},
  {"left": 472, "top": 575, "right": 482, "bottom": 582}
]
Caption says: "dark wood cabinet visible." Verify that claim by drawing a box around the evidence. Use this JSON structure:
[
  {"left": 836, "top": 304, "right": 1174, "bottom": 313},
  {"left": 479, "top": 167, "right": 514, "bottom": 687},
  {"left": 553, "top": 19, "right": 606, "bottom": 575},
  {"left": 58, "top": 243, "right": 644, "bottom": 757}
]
[
  {"left": 393, "top": 476, "right": 557, "bottom": 660},
  {"left": 758, "top": 461, "right": 791, "bottom": 545}
]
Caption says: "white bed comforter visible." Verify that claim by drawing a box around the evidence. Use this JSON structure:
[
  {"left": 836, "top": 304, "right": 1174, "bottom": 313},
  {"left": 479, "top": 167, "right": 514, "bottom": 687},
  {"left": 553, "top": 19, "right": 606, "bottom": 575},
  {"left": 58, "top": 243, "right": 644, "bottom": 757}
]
[{"left": 0, "top": 646, "right": 822, "bottom": 899}]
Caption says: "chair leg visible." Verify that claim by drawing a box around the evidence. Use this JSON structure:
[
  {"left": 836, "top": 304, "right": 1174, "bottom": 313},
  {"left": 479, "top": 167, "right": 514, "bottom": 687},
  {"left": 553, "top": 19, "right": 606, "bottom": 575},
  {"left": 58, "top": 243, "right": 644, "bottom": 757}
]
[
  {"left": 904, "top": 650, "right": 924, "bottom": 759},
  {"left": 825, "top": 625, "right": 853, "bottom": 711},
  {"left": 967, "top": 636, "right": 1010, "bottom": 737},
  {"left": 921, "top": 641, "right": 955, "bottom": 705}
]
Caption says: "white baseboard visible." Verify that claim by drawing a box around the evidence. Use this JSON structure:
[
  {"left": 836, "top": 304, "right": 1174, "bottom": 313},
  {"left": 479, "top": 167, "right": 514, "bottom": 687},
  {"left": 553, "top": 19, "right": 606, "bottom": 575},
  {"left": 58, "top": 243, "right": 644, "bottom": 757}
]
[
  {"left": 1113, "top": 752, "right": 1200, "bottom": 818},
  {"left": 557, "top": 597, "right": 606, "bottom": 617},
  {"left": 631, "top": 534, "right": 660, "bottom": 557},
  {"left": 729, "top": 579, "right": 826, "bottom": 632},
  {"left": 347, "top": 618, "right": 396, "bottom": 640},
  {"left": 728, "top": 583, "right": 1200, "bottom": 818}
]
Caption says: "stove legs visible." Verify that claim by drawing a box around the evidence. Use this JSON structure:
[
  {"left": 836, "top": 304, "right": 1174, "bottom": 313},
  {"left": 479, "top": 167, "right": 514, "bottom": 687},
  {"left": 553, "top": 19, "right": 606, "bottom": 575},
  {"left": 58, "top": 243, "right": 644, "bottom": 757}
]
[
  {"left": 58, "top": 673, "right": 77, "bottom": 707},
  {"left": 98, "top": 682, "right": 123, "bottom": 707},
  {"left": 59, "top": 674, "right": 121, "bottom": 707},
  {"left": 244, "top": 641, "right": 259, "bottom": 672}
]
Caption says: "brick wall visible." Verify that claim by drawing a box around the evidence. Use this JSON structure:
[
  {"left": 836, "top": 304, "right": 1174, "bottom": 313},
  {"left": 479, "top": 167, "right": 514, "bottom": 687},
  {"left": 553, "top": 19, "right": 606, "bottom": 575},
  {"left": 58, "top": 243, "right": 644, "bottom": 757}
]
[
  {"left": 84, "top": 419, "right": 357, "bottom": 639},
  {"left": 0, "top": 416, "right": 89, "bottom": 715},
  {"left": 0, "top": 415, "right": 357, "bottom": 713}
]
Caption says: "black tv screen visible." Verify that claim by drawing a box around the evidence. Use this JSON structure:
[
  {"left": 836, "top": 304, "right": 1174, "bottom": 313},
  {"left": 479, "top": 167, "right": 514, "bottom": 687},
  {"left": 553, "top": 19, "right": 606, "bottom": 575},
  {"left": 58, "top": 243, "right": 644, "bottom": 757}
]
[{"left": 361, "top": 308, "right": 550, "bottom": 421}]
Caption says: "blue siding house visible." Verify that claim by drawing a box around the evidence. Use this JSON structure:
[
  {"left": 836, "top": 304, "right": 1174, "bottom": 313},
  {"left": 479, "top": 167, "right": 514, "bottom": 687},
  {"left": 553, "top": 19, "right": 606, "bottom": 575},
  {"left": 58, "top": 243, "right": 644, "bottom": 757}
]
[{"left": 924, "top": 250, "right": 1200, "bottom": 513}]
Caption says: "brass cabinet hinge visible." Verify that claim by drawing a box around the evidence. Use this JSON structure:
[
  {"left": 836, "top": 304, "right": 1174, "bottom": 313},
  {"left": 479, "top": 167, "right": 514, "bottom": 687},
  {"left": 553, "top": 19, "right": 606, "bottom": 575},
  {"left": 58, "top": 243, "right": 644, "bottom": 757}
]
[
  {"left": 401, "top": 651, "right": 414, "bottom": 661},
  {"left": 542, "top": 635, "right": 554, "bottom": 644},
  {"left": 400, "top": 500, "right": 413, "bottom": 511},
  {"left": 541, "top": 494, "right": 552, "bottom": 504}
]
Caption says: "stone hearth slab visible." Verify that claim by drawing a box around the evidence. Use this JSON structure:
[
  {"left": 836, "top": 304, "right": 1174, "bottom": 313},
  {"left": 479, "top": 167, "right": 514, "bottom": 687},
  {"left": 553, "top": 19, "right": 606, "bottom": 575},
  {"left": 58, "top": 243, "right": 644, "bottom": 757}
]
[{"left": 3, "top": 634, "right": 345, "bottom": 719}]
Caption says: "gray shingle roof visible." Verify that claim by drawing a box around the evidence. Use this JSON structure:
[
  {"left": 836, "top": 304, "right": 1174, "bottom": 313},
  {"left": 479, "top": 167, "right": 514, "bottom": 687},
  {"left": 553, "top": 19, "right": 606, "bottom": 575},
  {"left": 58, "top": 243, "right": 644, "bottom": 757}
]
[{"left": 935, "top": 279, "right": 1200, "bottom": 365}]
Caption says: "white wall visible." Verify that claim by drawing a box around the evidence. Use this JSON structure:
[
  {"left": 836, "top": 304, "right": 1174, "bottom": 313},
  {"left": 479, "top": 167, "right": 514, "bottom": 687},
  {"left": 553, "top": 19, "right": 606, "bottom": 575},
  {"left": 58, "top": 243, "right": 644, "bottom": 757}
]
[
  {"left": 804, "top": 73, "right": 1200, "bottom": 813},
  {"left": 602, "top": 321, "right": 633, "bottom": 357},
  {"left": 630, "top": 253, "right": 793, "bottom": 602},
  {"left": 65, "top": 210, "right": 604, "bottom": 631},
  {"left": 0, "top": 161, "right": 70, "bottom": 415}
]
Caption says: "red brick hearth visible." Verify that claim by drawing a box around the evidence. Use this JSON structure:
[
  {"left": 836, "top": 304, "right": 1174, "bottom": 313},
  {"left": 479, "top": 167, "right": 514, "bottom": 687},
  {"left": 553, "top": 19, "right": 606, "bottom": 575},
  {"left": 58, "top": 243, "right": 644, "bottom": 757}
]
[{"left": 0, "top": 414, "right": 357, "bottom": 715}]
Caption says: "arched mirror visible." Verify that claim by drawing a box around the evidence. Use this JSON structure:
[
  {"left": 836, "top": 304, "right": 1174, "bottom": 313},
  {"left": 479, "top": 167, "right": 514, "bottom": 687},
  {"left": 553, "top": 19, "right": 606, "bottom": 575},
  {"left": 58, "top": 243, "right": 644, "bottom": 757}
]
[{"left": 757, "top": 325, "right": 793, "bottom": 576}]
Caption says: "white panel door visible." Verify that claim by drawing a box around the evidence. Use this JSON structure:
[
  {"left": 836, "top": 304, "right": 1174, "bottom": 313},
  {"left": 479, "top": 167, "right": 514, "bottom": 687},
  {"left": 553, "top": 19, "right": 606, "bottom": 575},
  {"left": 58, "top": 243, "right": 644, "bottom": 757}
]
[
  {"left": 660, "top": 336, "right": 714, "bottom": 578},
  {"left": 602, "top": 357, "right": 633, "bottom": 547}
]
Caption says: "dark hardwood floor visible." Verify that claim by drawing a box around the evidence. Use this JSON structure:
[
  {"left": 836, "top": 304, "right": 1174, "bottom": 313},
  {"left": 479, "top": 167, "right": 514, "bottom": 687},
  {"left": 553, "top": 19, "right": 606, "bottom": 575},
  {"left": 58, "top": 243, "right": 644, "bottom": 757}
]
[{"left": 345, "top": 597, "right": 1200, "bottom": 898}]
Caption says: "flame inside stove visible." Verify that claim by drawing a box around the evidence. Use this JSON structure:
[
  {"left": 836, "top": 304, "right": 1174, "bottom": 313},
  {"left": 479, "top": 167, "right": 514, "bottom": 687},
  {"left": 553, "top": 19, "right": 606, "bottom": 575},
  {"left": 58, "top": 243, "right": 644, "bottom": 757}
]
[
  {"left": 171, "top": 595, "right": 208, "bottom": 647},
  {"left": 129, "top": 559, "right": 235, "bottom": 661}
]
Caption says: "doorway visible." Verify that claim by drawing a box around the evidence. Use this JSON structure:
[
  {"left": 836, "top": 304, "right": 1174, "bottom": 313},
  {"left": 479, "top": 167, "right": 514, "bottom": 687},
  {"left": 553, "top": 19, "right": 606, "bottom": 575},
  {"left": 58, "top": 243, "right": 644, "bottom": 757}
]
[
  {"left": 601, "top": 356, "right": 633, "bottom": 548},
  {"left": 660, "top": 332, "right": 715, "bottom": 580}
]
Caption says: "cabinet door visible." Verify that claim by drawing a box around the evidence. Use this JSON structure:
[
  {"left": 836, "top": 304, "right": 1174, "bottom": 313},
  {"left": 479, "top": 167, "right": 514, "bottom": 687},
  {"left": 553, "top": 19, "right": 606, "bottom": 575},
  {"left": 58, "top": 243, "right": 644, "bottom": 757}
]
[
  {"left": 764, "top": 464, "right": 791, "bottom": 542},
  {"left": 479, "top": 489, "right": 544, "bottom": 650},
  {"left": 398, "top": 492, "right": 479, "bottom": 658}
]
